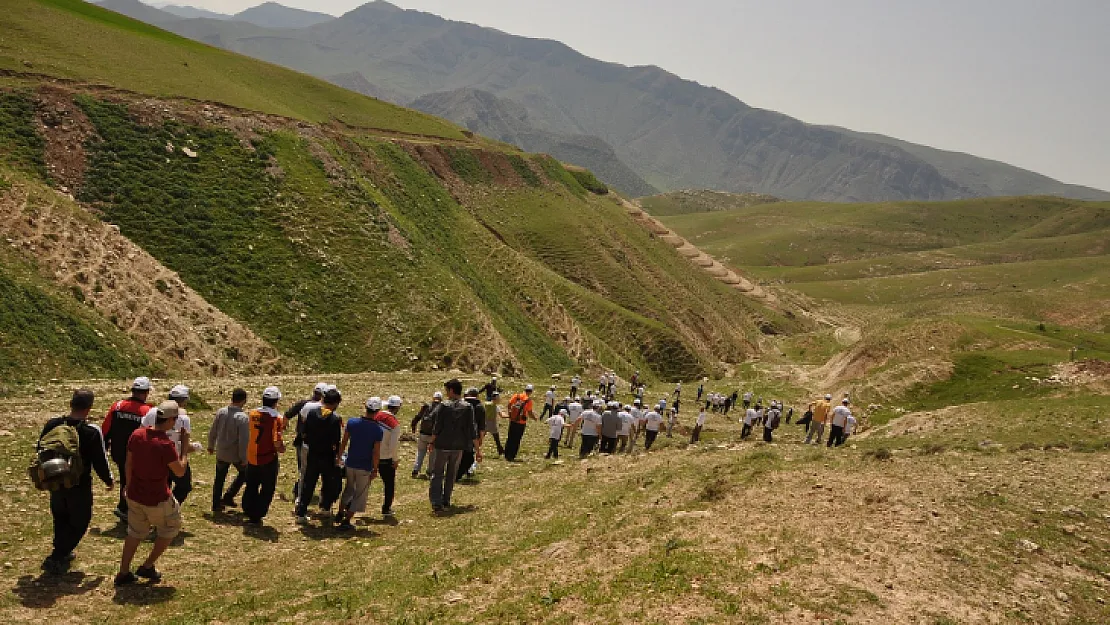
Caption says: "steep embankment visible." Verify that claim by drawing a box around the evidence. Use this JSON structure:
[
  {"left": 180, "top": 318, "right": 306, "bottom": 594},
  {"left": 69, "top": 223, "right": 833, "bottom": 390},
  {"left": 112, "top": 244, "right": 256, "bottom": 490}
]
[{"left": 0, "top": 0, "right": 799, "bottom": 382}]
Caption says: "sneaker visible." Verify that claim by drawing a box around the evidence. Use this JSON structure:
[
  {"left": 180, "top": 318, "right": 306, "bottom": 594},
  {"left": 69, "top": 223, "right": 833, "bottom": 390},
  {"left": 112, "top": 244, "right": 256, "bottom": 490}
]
[
  {"left": 41, "top": 557, "right": 66, "bottom": 575},
  {"left": 431, "top": 506, "right": 444, "bottom": 514},
  {"left": 245, "top": 518, "right": 263, "bottom": 527},
  {"left": 136, "top": 565, "right": 162, "bottom": 582},
  {"left": 220, "top": 496, "right": 238, "bottom": 508},
  {"left": 336, "top": 520, "right": 354, "bottom": 531},
  {"left": 114, "top": 571, "right": 137, "bottom": 587},
  {"left": 296, "top": 516, "right": 309, "bottom": 525},
  {"left": 212, "top": 505, "right": 225, "bottom": 514},
  {"left": 112, "top": 508, "right": 127, "bottom": 522},
  {"left": 382, "top": 509, "right": 395, "bottom": 518},
  {"left": 411, "top": 470, "right": 418, "bottom": 478}
]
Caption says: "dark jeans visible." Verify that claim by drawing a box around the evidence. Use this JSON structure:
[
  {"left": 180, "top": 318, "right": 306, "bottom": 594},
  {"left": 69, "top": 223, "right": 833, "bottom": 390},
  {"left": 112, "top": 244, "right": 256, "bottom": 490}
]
[
  {"left": 458, "top": 449, "right": 475, "bottom": 483},
  {"left": 579, "top": 434, "right": 598, "bottom": 458},
  {"left": 296, "top": 456, "right": 339, "bottom": 517},
  {"left": 545, "top": 438, "right": 560, "bottom": 459},
  {"left": 827, "top": 424, "right": 846, "bottom": 448},
  {"left": 243, "top": 460, "right": 278, "bottom": 522},
  {"left": 644, "top": 430, "right": 659, "bottom": 450},
  {"left": 213, "top": 460, "right": 246, "bottom": 510},
  {"left": 113, "top": 458, "right": 128, "bottom": 514},
  {"left": 379, "top": 459, "right": 397, "bottom": 513},
  {"left": 169, "top": 463, "right": 192, "bottom": 504},
  {"left": 504, "top": 421, "right": 526, "bottom": 461},
  {"left": 487, "top": 429, "right": 504, "bottom": 456},
  {"left": 541, "top": 404, "right": 553, "bottom": 419},
  {"left": 49, "top": 486, "right": 93, "bottom": 560},
  {"left": 599, "top": 436, "right": 617, "bottom": 454},
  {"left": 741, "top": 423, "right": 753, "bottom": 439},
  {"left": 429, "top": 449, "right": 463, "bottom": 508},
  {"left": 690, "top": 424, "right": 703, "bottom": 444},
  {"left": 570, "top": 386, "right": 578, "bottom": 398},
  {"left": 763, "top": 427, "right": 774, "bottom": 443},
  {"left": 322, "top": 463, "right": 343, "bottom": 510}
]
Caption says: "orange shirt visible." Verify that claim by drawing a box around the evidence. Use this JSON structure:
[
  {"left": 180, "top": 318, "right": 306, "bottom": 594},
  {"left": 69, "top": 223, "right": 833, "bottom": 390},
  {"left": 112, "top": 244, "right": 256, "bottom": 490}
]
[
  {"left": 508, "top": 393, "right": 534, "bottom": 424},
  {"left": 812, "top": 400, "right": 831, "bottom": 424},
  {"left": 247, "top": 407, "right": 283, "bottom": 465}
]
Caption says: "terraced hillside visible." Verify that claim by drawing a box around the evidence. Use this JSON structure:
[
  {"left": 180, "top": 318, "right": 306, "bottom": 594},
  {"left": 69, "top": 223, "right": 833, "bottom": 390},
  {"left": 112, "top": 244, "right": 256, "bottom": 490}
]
[{"left": 0, "top": 0, "right": 796, "bottom": 383}]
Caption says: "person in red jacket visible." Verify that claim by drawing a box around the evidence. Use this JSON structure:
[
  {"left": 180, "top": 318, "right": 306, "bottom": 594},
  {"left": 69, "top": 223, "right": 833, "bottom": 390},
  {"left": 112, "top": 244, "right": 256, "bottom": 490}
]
[{"left": 102, "top": 377, "right": 154, "bottom": 521}]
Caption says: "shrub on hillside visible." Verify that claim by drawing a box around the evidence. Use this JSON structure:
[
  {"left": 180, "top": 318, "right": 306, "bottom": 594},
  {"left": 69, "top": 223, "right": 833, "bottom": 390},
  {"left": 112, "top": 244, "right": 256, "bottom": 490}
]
[{"left": 569, "top": 169, "right": 608, "bottom": 195}]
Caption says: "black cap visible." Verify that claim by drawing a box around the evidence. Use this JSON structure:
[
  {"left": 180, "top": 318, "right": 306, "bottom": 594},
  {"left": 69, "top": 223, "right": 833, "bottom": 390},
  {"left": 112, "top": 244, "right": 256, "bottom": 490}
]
[
  {"left": 464, "top": 387, "right": 479, "bottom": 398},
  {"left": 444, "top": 379, "right": 463, "bottom": 395},
  {"left": 323, "top": 389, "right": 342, "bottom": 405}
]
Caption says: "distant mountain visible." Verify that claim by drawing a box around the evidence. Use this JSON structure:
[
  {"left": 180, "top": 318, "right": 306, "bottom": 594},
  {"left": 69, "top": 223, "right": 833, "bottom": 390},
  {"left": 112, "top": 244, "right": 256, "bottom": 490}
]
[
  {"left": 96, "top": 0, "right": 180, "bottom": 24},
  {"left": 158, "top": 4, "right": 229, "bottom": 20},
  {"left": 411, "top": 88, "right": 657, "bottom": 197},
  {"left": 114, "top": 0, "right": 1109, "bottom": 202},
  {"left": 232, "top": 2, "right": 333, "bottom": 29},
  {"left": 824, "top": 126, "right": 1110, "bottom": 201},
  {"left": 325, "top": 71, "right": 408, "bottom": 106}
]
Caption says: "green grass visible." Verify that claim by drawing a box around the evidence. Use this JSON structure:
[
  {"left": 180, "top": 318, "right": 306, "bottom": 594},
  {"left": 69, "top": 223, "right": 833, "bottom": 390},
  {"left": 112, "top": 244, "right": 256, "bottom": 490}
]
[
  {"left": 506, "top": 154, "right": 542, "bottom": 188},
  {"left": 0, "top": 91, "right": 47, "bottom": 179},
  {"left": 641, "top": 190, "right": 781, "bottom": 216},
  {"left": 1, "top": 0, "right": 465, "bottom": 139},
  {"left": 534, "top": 155, "right": 586, "bottom": 198},
  {"left": 444, "top": 146, "right": 492, "bottom": 184},
  {"left": 0, "top": 244, "right": 153, "bottom": 382},
  {"left": 567, "top": 169, "right": 608, "bottom": 195}
]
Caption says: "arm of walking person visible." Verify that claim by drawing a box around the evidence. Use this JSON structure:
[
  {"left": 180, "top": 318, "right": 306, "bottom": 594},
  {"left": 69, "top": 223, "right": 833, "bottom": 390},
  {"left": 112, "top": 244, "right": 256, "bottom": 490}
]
[
  {"left": 180, "top": 428, "right": 191, "bottom": 459},
  {"left": 237, "top": 417, "right": 249, "bottom": 469},
  {"left": 88, "top": 425, "right": 115, "bottom": 488},
  {"left": 370, "top": 441, "right": 380, "bottom": 479},
  {"left": 208, "top": 410, "right": 221, "bottom": 454},
  {"left": 168, "top": 454, "right": 188, "bottom": 478},
  {"left": 336, "top": 429, "right": 351, "bottom": 467}
]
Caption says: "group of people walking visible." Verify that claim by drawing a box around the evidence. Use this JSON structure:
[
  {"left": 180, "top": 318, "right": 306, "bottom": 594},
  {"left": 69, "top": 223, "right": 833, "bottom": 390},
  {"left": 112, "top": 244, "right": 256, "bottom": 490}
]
[{"left": 34, "top": 371, "right": 859, "bottom": 591}]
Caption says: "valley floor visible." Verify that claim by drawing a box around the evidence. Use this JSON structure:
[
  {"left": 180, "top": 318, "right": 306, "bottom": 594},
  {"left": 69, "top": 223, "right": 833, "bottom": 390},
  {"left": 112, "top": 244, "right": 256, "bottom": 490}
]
[{"left": 1, "top": 375, "right": 1108, "bottom": 624}]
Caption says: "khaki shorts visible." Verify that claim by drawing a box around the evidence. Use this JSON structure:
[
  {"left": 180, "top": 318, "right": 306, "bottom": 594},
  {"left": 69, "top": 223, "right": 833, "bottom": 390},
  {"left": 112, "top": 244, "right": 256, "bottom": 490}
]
[
  {"left": 126, "top": 497, "right": 182, "bottom": 540},
  {"left": 340, "top": 468, "right": 374, "bottom": 513}
]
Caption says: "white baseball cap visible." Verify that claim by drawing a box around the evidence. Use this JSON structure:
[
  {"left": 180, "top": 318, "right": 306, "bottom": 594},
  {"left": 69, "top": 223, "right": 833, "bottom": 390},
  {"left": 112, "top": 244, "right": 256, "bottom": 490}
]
[
  {"left": 262, "top": 386, "right": 282, "bottom": 400},
  {"left": 131, "top": 377, "right": 152, "bottom": 391},
  {"left": 386, "top": 395, "right": 403, "bottom": 408},
  {"left": 825, "top": 394, "right": 833, "bottom": 400},
  {"left": 325, "top": 384, "right": 338, "bottom": 393},
  {"left": 432, "top": 391, "right": 443, "bottom": 400},
  {"left": 313, "top": 382, "right": 329, "bottom": 394},
  {"left": 366, "top": 396, "right": 383, "bottom": 411},
  {"left": 169, "top": 385, "right": 190, "bottom": 399},
  {"left": 525, "top": 384, "right": 534, "bottom": 391}
]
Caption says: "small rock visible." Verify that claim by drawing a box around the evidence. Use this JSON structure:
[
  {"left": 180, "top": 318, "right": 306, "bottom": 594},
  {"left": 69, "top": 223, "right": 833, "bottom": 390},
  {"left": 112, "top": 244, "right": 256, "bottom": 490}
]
[
  {"left": 0, "top": 430, "right": 12, "bottom": 437},
  {"left": 2, "top": 562, "right": 10, "bottom": 569},
  {"left": 1056, "top": 591, "right": 1069, "bottom": 603},
  {"left": 445, "top": 591, "right": 464, "bottom": 604},
  {"left": 34, "top": 388, "right": 45, "bottom": 395},
  {"left": 672, "top": 510, "right": 712, "bottom": 519},
  {"left": 182, "top": 147, "right": 198, "bottom": 158},
  {"left": 884, "top": 581, "right": 894, "bottom": 590},
  {"left": 1061, "top": 506, "right": 1085, "bottom": 518},
  {"left": 1018, "top": 539, "right": 1041, "bottom": 552}
]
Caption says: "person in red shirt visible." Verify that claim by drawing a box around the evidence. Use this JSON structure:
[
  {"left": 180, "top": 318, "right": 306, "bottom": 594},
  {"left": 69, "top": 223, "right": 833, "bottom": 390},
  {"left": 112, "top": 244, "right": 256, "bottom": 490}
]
[
  {"left": 243, "top": 386, "right": 286, "bottom": 526},
  {"left": 102, "top": 377, "right": 153, "bottom": 521},
  {"left": 114, "top": 401, "right": 187, "bottom": 587}
]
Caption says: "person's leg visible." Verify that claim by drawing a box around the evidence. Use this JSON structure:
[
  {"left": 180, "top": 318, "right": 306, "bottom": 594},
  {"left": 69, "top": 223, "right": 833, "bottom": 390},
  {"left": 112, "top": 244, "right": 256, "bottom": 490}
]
[
  {"left": 118, "top": 535, "right": 143, "bottom": 576},
  {"left": 225, "top": 464, "right": 246, "bottom": 502},
  {"left": 763, "top": 427, "right": 772, "bottom": 443},
  {"left": 49, "top": 488, "right": 92, "bottom": 564},
  {"left": 490, "top": 430, "right": 504, "bottom": 456},
  {"left": 429, "top": 448, "right": 448, "bottom": 508},
  {"left": 815, "top": 422, "right": 825, "bottom": 445},
  {"left": 243, "top": 465, "right": 261, "bottom": 520},
  {"left": 413, "top": 435, "right": 429, "bottom": 475},
  {"left": 442, "top": 451, "right": 462, "bottom": 507},
  {"left": 380, "top": 460, "right": 396, "bottom": 514},
  {"left": 213, "top": 461, "right": 229, "bottom": 511},
  {"left": 645, "top": 430, "right": 657, "bottom": 450},
  {"left": 171, "top": 463, "right": 193, "bottom": 504},
  {"left": 114, "top": 459, "right": 128, "bottom": 517},
  {"left": 141, "top": 536, "right": 173, "bottom": 571},
  {"left": 457, "top": 449, "right": 474, "bottom": 483},
  {"left": 296, "top": 458, "right": 322, "bottom": 518},
  {"left": 258, "top": 460, "right": 278, "bottom": 520}
]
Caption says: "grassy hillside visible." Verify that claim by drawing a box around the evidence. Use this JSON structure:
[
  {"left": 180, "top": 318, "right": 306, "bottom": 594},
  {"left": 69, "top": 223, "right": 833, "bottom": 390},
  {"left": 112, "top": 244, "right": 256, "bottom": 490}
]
[
  {"left": 640, "top": 189, "right": 782, "bottom": 215},
  {"left": 0, "top": 0, "right": 464, "bottom": 138}
]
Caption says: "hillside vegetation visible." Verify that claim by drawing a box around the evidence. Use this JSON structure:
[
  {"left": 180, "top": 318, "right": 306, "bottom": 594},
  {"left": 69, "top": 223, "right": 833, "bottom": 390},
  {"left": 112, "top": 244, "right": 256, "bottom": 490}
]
[
  {"left": 641, "top": 190, "right": 783, "bottom": 216},
  {"left": 0, "top": 0, "right": 792, "bottom": 383},
  {"left": 100, "top": 0, "right": 1110, "bottom": 202}
]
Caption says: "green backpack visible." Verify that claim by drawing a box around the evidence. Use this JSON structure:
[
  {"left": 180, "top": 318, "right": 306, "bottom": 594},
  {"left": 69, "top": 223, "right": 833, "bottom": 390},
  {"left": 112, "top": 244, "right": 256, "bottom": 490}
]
[{"left": 30, "top": 422, "right": 85, "bottom": 491}]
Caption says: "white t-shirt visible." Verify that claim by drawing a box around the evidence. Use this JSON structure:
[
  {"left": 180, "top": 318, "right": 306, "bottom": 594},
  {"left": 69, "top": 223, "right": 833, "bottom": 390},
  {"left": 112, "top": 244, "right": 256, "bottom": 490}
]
[
  {"left": 696, "top": 411, "right": 707, "bottom": 427},
  {"left": 630, "top": 407, "right": 644, "bottom": 426},
  {"left": 599, "top": 375, "right": 606, "bottom": 386},
  {"left": 831, "top": 405, "right": 852, "bottom": 428},
  {"left": 547, "top": 414, "right": 565, "bottom": 439},
  {"left": 566, "top": 401, "right": 584, "bottom": 423},
  {"left": 142, "top": 407, "right": 192, "bottom": 456},
  {"left": 579, "top": 410, "right": 602, "bottom": 436},
  {"left": 743, "top": 392, "right": 753, "bottom": 402},
  {"left": 644, "top": 411, "right": 663, "bottom": 432},
  {"left": 743, "top": 408, "right": 758, "bottom": 426},
  {"left": 571, "top": 376, "right": 581, "bottom": 387},
  {"left": 545, "top": 390, "right": 555, "bottom": 406},
  {"left": 618, "top": 411, "right": 634, "bottom": 436},
  {"left": 845, "top": 414, "right": 857, "bottom": 436}
]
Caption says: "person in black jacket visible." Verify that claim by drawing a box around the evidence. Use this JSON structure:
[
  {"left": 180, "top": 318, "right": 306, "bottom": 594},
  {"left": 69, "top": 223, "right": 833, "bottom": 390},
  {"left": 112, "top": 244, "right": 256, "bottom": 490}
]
[
  {"left": 295, "top": 389, "right": 343, "bottom": 525},
  {"left": 285, "top": 382, "right": 327, "bottom": 501},
  {"left": 39, "top": 389, "right": 114, "bottom": 575},
  {"left": 458, "top": 389, "right": 487, "bottom": 482},
  {"left": 428, "top": 380, "right": 481, "bottom": 512}
]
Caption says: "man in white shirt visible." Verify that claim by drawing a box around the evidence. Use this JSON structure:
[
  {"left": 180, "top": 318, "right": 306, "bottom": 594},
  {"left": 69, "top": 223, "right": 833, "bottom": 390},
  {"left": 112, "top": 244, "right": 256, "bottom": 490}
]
[
  {"left": 827, "top": 399, "right": 852, "bottom": 448},
  {"left": 563, "top": 398, "right": 584, "bottom": 449},
  {"left": 741, "top": 404, "right": 758, "bottom": 440},
  {"left": 628, "top": 401, "right": 644, "bottom": 450},
  {"left": 617, "top": 405, "right": 635, "bottom": 453},
  {"left": 570, "top": 375, "right": 581, "bottom": 399},
  {"left": 843, "top": 412, "right": 857, "bottom": 443},
  {"left": 691, "top": 409, "right": 708, "bottom": 444},
  {"left": 545, "top": 409, "right": 566, "bottom": 459},
  {"left": 141, "top": 385, "right": 193, "bottom": 504},
  {"left": 541, "top": 386, "right": 557, "bottom": 419},
  {"left": 574, "top": 401, "right": 604, "bottom": 458},
  {"left": 643, "top": 408, "right": 663, "bottom": 451}
]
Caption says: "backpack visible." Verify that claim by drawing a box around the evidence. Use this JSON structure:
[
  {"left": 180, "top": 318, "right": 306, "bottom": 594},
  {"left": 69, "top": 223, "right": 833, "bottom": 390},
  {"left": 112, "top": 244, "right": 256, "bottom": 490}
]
[
  {"left": 508, "top": 394, "right": 528, "bottom": 422},
  {"left": 768, "top": 410, "right": 781, "bottom": 430},
  {"left": 798, "top": 410, "right": 813, "bottom": 427},
  {"left": 418, "top": 403, "right": 438, "bottom": 435},
  {"left": 30, "top": 422, "right": 85, "bottom": 491}
]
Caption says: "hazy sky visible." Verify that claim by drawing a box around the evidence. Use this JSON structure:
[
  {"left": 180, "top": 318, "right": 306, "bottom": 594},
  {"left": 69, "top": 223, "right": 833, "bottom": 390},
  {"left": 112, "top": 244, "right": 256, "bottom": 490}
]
[{"left": 174, "top": 0, "right": 1109, "bottom": 191}]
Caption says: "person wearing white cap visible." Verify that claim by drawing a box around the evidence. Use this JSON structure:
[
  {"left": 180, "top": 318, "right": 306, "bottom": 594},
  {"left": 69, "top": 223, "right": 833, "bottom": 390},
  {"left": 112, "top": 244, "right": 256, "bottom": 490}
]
[
  {"left": 369, "top": 395, "right": 404, "bottom": 517},
  {"left": 541, "top": 385, "right": 557, "bottom": 420},
  {"left": 243, "top": 386, "right": 286, "bottom": 525},
  {"left": 142, "top": 385, "right": 193, "bottom": 504},
  {"left": 599, "top": 401, "right": 621, "bottom": 453},
  {"left": 563, "top": 394, "right": 583, "bottom": 449},
  {"left": 334, "top": 397, "right": 384, "bottom": 530},
  {"left": 545, "top": 409, "right": 566, "bottom": 459},
  {"left": 642, "top": 404, "right": 663, "bottom": 450},
  {"left": 805, "top": 394, "right": 833, "bottom": 445},
  {"left": 617, "top": 405, "right": 635, "bottom": 453},
  {"left": 628, "top": 400, "right": 644, "bottom": 451},
  {"left": 569, "top": 374, "right": 581, "bottom": 399},
  {"left": 103, "top": 376, "right": 154, "bottom": 520},
  {"left": 574, "top": 400, "right": 604, "bottom": 458},
  {"left": 410, "top": 391, "right": 443, "bottom": 477},
  {"left": 827, "top": 398, "right": 852, "bottom": 448},
  {"left": 296, "top": 388, "right": 343, "bottom": 524},
  {"left": 286, "top": 382, "right": 327, "bottom": 503},
  {"left": 503, "top": 384, "right": 535, "bottom": 462},
  {"left": 483, "top": 391, "right": 505, "bottom": 457}
]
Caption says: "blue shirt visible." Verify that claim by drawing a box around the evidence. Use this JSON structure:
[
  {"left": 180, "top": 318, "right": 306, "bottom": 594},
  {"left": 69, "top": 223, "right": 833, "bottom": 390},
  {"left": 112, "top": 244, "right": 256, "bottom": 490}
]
[{"left": 344, "top": 417, "right": 383, "bottom": 471}]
